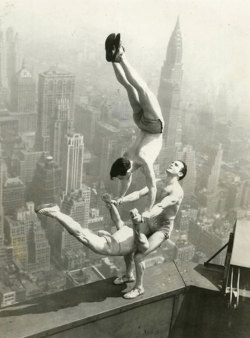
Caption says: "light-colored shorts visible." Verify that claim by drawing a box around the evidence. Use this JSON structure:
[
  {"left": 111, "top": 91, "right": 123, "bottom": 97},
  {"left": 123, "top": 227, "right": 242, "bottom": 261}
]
[
  {"left": 133, "top": 109, "right": 164, "bottom": 134},
  {"left": 147, "top": 219, "right": 174, "bottom": 240}
]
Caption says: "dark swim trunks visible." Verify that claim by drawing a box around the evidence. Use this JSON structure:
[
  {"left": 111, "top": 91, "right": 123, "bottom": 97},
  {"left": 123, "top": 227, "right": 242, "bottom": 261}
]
[{"left": 133, "top": 109, "right": 164, "bottom": 134}]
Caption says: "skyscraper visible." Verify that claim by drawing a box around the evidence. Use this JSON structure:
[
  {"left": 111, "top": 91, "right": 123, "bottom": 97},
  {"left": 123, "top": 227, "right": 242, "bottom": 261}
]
[
  {"left": 5, "top": 214, "right": 28, "bottom": 271},
  {"left": 207, "top": 144, "right": 223, "bottom": 193},
  {"left": 13, "top": 149, "right": 43, "bottom": 185},
  {"left": 47, "top": 186, "right": 91, "bottom": 267},
  {"left": 5, "top": 27, "right": 19, "bottom": 93},
  {"left": 52, "top": 97, "right": 73, "bottom": 167},
  {"left": 0, "top": 26, "right": 7, "bottom": 89},
  {"left": 30, "top": 155, "right": 62, "bottom": 207},
  {"left": 62, "top": 133, "right": 84, "bottom": 195},
  {"left": 0, "top": 144, "right": 6, "bottom": 266},
  {"left": 22, "top": 202, "right": 51, "bottom": 273},
  {"left": 3, "top": 177, "right": 25, "bottom": 215},
  {"left": 35, "top": 68, "right": 75, "bottom": 153},
  {"left": 158, "top": 18, "right": 183, "bottom": 168},
  {"left": 179, "top": 145, "right": 197, "bottom": 197},
  {"left": 11, "top": 61, "right": 36, "bottom": 113}
]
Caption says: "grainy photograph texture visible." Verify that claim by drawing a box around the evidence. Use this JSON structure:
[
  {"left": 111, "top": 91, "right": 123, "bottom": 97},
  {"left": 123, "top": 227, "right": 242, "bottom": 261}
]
[{"left": 0, "top": 1, "right": 249, "bottom": 337}]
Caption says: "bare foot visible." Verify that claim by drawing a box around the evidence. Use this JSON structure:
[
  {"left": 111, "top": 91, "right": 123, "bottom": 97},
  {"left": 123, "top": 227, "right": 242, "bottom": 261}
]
[{"left": 35, "top": 204, "right": 60, "bottom": 218}]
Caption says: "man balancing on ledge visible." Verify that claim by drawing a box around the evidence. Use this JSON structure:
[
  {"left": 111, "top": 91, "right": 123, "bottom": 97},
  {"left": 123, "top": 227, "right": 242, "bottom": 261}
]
[
  {"left": 105, "top": 33, "right": 164, "bottom": 214},
  {"left": 36, "top": 160, "right": 187, "bottom": 299}
]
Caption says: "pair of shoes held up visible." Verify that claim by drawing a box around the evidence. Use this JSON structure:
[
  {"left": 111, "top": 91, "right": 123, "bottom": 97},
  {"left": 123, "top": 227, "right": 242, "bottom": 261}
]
[{"left": 105, "top": 33, "right": 124, "bottom": 62}]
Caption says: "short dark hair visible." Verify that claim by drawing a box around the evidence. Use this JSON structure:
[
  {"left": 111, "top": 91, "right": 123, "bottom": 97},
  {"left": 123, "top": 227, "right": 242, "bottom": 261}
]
[
  {"left": 110, "top": 157, "right": 131, "bottom": 179},
  {"left": 178, "top": 160, "right": 187, "bottom": 180}
]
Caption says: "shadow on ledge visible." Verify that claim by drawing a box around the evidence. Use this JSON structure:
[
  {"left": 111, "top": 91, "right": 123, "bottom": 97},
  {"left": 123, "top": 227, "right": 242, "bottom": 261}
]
[{"left": 0, "top": 277, "right": 126, "bottom": 317}]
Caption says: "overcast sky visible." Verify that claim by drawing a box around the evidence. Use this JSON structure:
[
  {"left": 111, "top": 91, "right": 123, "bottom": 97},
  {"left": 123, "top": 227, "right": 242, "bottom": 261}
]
[{"left": 1, "top": 0, "right": 250, "bottom": 114}]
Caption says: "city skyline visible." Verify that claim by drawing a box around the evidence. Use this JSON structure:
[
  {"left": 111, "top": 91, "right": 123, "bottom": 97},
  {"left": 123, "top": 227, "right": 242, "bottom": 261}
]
[
  {"left": 0, "top": 0, "right": 249, "bottom": 119},
  {"left": 0, "top": 1, "right": 249, "bottom": 316}
]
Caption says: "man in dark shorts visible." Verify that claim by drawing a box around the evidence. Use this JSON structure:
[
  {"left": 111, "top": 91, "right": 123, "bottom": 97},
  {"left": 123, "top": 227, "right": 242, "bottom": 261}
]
[
  {"left": 36, "top": 160, "right": 187, "bottom": 299},
  {"left": 106, "top": 33, "right": 164, "bottom": 215},
  {"left": 111, "top": 160, "right": 187, "bottom": 299}
]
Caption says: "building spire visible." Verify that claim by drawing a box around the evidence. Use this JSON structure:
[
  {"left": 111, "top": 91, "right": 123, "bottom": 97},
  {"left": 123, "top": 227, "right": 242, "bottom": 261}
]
[{"left": 165, "top": 16, "right": 182, "bottom": 66}]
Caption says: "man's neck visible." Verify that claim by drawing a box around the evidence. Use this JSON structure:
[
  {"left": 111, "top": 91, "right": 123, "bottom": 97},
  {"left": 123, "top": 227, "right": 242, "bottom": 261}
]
[{"left": 165, "top": 174, "right": 179, "bottom": 185}]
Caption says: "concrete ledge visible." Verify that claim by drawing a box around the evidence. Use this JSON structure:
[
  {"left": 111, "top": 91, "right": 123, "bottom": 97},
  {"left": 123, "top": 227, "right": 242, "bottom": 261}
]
[{"left": 0, "top": 262, "right": 186, "bottom": 338}]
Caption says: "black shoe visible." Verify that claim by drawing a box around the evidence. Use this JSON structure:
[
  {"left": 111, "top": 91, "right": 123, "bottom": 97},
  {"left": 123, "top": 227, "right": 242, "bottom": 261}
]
[
  {"left": 105, "top": 33, "right": 116, "bottom": 62},
  {"left": 113, "top": 33, "right": 125, "bottom": 63}
]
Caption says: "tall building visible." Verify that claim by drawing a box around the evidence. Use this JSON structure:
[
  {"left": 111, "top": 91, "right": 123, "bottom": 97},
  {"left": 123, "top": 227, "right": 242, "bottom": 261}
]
[
  {"left": 179, "top": 145, "right": 197, "bottom": 197},
  {"left": 6, "top": 27, "right": 19, "bottom": 93},
  {"left": 207, "top": 144, "right": 223, "bottom": 193},
  {"left": 21, "top": 202, "right": 51, "bottom": 273},
  {"left": 12, "top": 149, "right": 43, "bottom": 185},
  {"left": 11, "top": 62, "right": 36, "bottom": 113},
  {"left": 0, "top": 144, "right": 6, "bottom": 266},
  {"left": 47, "top": 186, "right": 91, "bottom": 267},
  {"left": 5, "top": 214, "right": 28, "bottom": 270},
  {"left": 0, "top": 26, "right": 7, "bottom": 88},
  {"left": 35, "top": 68, "right": 75, "bottom": 153},
  {"left": 30, "top": 155, "right": 62, "bottom": 207},
  {"left": 75, "top": 104, "right": 101, "bottom": 150},
  {"left": 62, "top": 133, "right": 84, "bottom": 194},
  {"left": 95, "top": 121, "right": 121, "bottom": 182},
  {"left": 52, "top": 97, "right": 73, "bottom": 167},
  {"left": 158, "top": 18, "right": 183, "bottom": 169},
  {"left": 3, "top": 177, "right": 25, "bottom": 215}
]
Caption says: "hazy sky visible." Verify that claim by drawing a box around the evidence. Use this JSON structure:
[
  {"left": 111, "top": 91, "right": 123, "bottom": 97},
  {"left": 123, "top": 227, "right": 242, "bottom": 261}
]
[{"left": 1, "top": 0, "right": 250, "bottom": 113}]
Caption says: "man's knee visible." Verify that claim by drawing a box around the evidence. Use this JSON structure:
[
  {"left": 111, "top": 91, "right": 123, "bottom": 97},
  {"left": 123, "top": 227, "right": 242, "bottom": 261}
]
[{"left": 134, "top": 252, "right": 145, "bottom": 264}]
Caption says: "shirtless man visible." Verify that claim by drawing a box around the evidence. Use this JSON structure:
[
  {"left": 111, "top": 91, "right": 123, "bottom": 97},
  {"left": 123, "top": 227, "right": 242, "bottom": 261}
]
[
  {"left": 112, "top": 160, "right": 187, "bottom": 299},
  {"left": 105, "top": 33, "right": 164, "bottom": 213},
  {"left": 35, "top": 160, "right": 187, "bottom": 299}
]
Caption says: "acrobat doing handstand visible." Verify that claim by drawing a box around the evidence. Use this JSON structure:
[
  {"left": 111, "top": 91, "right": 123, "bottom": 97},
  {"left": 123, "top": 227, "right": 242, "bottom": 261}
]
[
  {"left": 106, "top": 33, "right": 164, "bottom": 214},
  {"left": 36, "top": 160, "right": 187, "bottom": 299}
]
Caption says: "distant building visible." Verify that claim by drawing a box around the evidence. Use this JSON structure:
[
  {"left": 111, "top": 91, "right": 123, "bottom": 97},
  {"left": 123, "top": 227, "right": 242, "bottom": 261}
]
[
  {"left": 52, "top": 97, "right": 73, "bottom": 167},
  {"left": 0, "top": 28, "right": 8, "bottom": 88},
  {"left": 174, "top": 239, "right": 195, "bottom": 262},
  {"left": 207, "top": 144, "right": 223, "bottom": 193},
  {"left": 0, "top": 109, "right": 18, "bottom": 145},
  {"left": 188, "top": 219, "right": 229, "bottom": 265},
  {"left": 9, "top": 111, "right": 37, "bottom": 134},
  {"left": 178, "top": 145, "right": 197, "bottom": 197},
  {"left": 62, "top": 133, "right": 84, "bottom": 194},
  {"left": 65, "top": 266, "right": 103, "bottom": 289},
  {"left": 0, "top": 282, "right": 16, "bottom": 307},
  {"left": 63, "top": 248, "right": 86, "bottom": 271},
  {"left": 19, "top": 202, "right": 51, "bottom": 273},
  {"left": 47, "top": 187, "right": 91, "bottom": 265},
  {"left": 35, "top": 68, "right": 75, "bottom": 153},
  {"left": 95, "top": 121, "right": 121, "bottom": 183},
  {"left": 6, "top": 27, "right": 19, "bottom": 92},
  {"left": 11, "top": 62, "right": 36, "bottom": 112},
  {"left": 75, "top": 104, "right": 101, "bottom": 150},
  {"left": 13, "top": 149, "right": 43, "bottom": 185},
  {"left": 158, "top": 18, "right": 183, "bottom": 169},
  {"left": 5, "top": 214, "right": 28, "bottom": 270},
  {"left": 30, "top": 155, "right": 62, "bottom": 207},
  {"left": 237, "top": 180, "right": 250, "bottom": 209},
  {"left": 3, "top": 177, "right": 25, "bottom": 215}
]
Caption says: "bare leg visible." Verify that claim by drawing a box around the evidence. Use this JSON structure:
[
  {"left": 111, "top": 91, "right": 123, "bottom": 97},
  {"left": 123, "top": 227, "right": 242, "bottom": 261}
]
[
  {"left": 112, "top": 63, "right": 141, "bottom": 114},
  {"left": 36, "top": 205, "right": 118, "bottom": 255},
  {"left": 120, "top": 54, "right": 163, "bottom": 121},
  {"left": 124, "top": 231, "right": 166, "bottom": 299},
  {"left": 113, "top": 252, "right": 135, "bottom": 285}
]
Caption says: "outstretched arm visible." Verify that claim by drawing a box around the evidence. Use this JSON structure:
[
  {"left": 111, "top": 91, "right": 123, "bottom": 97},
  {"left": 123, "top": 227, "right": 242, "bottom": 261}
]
[
  {"left": 142, "top": 191, "right": 180, "bottom": 219},
  {"left": 121, "top": 186, "right": 149, "bottom": 203},
  {"left": 119, "top": 174, "right": 132, "bottom": 198},
  {"left": 142, "top": 161, "right": 157, "bottom": 212}
]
